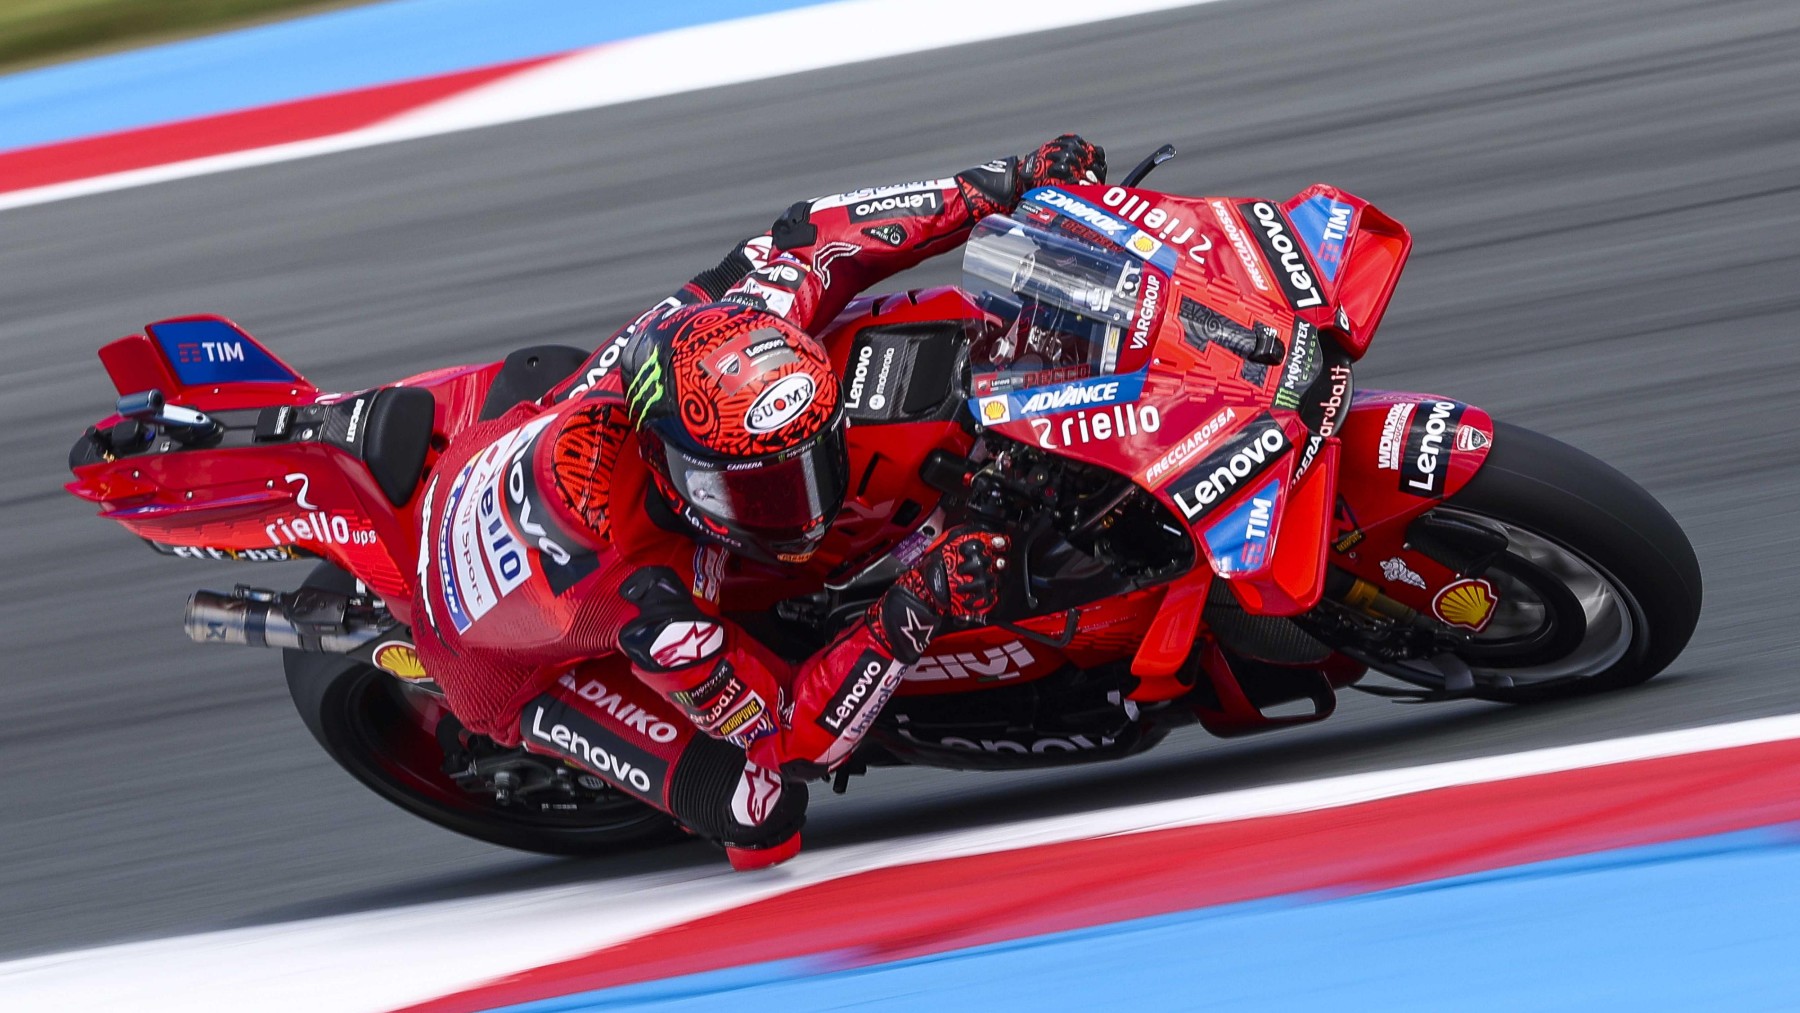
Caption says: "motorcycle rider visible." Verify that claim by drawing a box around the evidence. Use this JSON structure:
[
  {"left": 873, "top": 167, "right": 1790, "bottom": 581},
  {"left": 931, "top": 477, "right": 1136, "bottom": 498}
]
[{"left": 408, "top": 135, "right": 1106, "bottom": 869}]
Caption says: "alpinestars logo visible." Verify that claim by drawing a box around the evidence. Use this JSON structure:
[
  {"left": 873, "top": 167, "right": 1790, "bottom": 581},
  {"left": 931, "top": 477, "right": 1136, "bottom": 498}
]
[
  {"left": 897, "top": 604, "right": 936, "bottom": 658},
  {"left": 731, "top": 762, "right": 783, "bottom": 826},
  {"left": 811, "top": 241, "right": 858, "bottom": 286},
  {"left": 1168, "top": 415, "right": 1291, "bottom": 523},
  {"left": 648, "top": 621, "right": 725, "bottom": 668},
  {"left": 1238, "top": 201, "right": 1325, "bottom": 309}
]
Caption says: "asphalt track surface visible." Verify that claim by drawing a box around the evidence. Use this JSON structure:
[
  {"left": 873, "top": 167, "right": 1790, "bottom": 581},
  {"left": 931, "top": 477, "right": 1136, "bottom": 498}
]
[{"left": 2, "top": 0, "right": 1797, "bottom": 962}]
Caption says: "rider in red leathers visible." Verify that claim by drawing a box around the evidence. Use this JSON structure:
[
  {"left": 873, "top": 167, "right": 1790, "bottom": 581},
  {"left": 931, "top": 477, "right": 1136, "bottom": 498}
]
[{"left": 409, "top": 136, "right": 1106, "bottom": 868}]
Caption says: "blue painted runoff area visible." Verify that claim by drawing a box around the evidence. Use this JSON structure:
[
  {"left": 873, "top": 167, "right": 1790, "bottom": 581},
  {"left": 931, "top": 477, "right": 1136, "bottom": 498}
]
[
  {"left": 486, "top": 825, "right": 1800, "bottom": 1012},
  {"left": 0, "top": 0, "right": 843, "bottom": 151}
]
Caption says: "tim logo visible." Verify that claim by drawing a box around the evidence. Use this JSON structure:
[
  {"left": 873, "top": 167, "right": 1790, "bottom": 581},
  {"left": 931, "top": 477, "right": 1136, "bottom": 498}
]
[{"left": 175, "top": 341, "right": 247, "bottom": 364}]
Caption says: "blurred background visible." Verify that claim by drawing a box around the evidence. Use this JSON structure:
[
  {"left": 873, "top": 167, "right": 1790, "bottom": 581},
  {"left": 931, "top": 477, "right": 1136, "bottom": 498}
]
[{"left": 1, "top": 0, "right": 1797, "bottom": 1004}]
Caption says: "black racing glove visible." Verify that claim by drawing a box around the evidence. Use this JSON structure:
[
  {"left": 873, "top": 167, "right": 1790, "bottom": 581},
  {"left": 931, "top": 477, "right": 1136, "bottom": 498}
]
[
  {"left": 1019, "top": 134, "right": 1107, "bottom": 192},
  {"left": 867, "top": 526, "right": 1011, "bottom": 663}
]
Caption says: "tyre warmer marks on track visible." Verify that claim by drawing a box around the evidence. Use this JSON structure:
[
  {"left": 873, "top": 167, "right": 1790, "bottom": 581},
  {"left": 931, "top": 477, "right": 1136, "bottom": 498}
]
[{"left": 402, "top": 734, "right": 1800, "bottom": 1013}]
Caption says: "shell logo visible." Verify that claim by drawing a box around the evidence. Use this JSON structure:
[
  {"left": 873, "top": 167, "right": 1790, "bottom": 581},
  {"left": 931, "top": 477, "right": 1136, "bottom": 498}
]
[
  {"left": 979, "top": 396, "right": 1011, "bottom": 424},
  {"left": 372, "top": 641, "right": 429, "bottom": 680},
  {"left": 1432, "top": 578, "right": 1497, "bottom": 632},
  {"left": 1128, "top": 232, "right": 1162, "bottom": 258}
]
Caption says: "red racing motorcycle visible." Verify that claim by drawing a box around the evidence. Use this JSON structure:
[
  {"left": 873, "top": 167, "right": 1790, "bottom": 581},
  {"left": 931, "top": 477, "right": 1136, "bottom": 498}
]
[{"left": 65, "top": 148, "right": 1702, "bottom": 854}]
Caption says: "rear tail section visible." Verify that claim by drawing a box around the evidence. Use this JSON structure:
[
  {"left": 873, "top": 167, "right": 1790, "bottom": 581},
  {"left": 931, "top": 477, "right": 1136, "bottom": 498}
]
[
  {"left": 67, "top": 316, "right": 433, "bottom": 601},
  {"left": 98, "top": 315, "right": 316, "bottom": 404}
]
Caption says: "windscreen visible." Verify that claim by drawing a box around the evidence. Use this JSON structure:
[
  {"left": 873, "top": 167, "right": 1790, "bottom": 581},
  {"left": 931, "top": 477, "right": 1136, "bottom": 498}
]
[{"left": 962, "top": 214, "right": 1154, "bottom": 392}]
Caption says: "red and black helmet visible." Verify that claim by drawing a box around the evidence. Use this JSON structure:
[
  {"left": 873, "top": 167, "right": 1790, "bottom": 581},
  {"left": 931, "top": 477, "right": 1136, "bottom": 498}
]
[{"left": 622, "top": 302, "right": 847, "bottom": 563}]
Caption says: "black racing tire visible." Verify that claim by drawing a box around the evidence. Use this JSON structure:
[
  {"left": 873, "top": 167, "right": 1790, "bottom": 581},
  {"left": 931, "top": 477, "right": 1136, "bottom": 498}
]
[
  {"left": 1440, "top": 421, "right": 1703, "bottom": 703},
  {"left": 284, "top": 564, "right": 682, "bottom": 856}
]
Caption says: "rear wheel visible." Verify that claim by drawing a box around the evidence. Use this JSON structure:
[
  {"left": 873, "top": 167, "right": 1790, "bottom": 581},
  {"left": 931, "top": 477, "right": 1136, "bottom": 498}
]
[
  {"left": 1363, "top": 422, "right": 1702, "bottom": 702},
  {"left": 285, "top": 566, "right": 680, "bottom": 856}
]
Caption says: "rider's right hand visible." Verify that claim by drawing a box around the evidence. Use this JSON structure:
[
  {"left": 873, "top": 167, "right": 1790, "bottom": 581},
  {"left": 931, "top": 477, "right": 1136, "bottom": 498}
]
[
  {"left": 861, "top": 524, "right": 1009, "bottom": 685},
  {"left": 903, "top": 525, "right": 1010, "bottom": 626},
  {"left": 937, "top": 527, "right": 1009, "bottom": 623}
]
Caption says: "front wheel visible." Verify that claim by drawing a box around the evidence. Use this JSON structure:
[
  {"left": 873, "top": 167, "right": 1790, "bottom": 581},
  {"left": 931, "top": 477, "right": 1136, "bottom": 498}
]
[
  {"left": 285, "top": 565, "right": 681, "bottom": 856},
  {"left": 1364, "top": 421, "right": 1702, "bottom": 703}
]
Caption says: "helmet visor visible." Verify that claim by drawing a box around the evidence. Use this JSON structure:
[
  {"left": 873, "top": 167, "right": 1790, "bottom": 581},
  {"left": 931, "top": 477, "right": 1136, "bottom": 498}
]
[{"left": 663, "top": 418, "right": 849, "bottom": 536}]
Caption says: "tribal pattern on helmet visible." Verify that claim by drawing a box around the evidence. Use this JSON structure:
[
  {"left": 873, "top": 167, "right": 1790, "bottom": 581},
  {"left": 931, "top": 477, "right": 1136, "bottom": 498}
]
[{"left": 627, "top": 302, "right": 839, "bottom": 458}]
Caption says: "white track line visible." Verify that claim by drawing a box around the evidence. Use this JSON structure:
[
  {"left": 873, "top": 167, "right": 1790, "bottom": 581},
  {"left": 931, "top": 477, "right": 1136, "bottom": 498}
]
[
  {"left": 5, "top": 712, "right": 1799, "bottom": 1013},
  {"left": 0, "top": 0, "right": 1236, "bottom": 215}
]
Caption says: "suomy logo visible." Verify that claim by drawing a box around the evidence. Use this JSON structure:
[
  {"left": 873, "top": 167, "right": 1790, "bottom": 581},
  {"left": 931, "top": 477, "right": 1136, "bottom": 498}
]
[{"left": 746, "top": 373, "right": 817, "bottom": 434}]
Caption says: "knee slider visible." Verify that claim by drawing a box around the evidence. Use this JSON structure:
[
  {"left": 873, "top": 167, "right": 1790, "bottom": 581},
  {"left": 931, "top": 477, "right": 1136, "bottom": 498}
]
[{"left": 667, "top": 734, "right": 806, "bottom": 849}]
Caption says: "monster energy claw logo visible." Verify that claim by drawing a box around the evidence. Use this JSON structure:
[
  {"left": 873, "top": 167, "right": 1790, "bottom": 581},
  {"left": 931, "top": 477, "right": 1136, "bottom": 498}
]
[{"left": 627, "top": 356, "right": 665, "bottom": 420}]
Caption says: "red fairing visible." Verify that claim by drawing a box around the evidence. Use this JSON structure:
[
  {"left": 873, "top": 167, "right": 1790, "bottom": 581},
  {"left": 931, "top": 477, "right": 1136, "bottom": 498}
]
[
  {"left": 70, "top": 151, "right": 1533, "bottom": 849},
  {"left": 1279, "top": 185, "right": 1412, "bottom": 358},
  {"left": 1328, "top": 391, "right": 1499, "bottom": 624},
  {"left": 67, "top": 320, "right": 504, "bottom": 606}
]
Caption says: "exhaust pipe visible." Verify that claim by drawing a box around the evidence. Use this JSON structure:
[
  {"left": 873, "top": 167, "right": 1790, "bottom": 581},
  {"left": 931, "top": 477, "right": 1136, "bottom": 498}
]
[{"left": 185, "top": 586, "right": 389, "bottom": 653}]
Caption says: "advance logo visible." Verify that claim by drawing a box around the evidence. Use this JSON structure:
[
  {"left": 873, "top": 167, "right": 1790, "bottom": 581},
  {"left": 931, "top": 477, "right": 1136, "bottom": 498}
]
[
  {"left": 969, "top": 370, "right": 1149, "bottom": 424},
  {"left": 1167, "top": 413, "right": 1291, "bottom": 524}
]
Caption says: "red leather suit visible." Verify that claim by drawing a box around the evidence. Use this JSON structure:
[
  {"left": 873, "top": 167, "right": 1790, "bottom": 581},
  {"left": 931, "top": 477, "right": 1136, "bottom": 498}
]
[{"left": 408, "top": 158, "right": 1025, "bottom": 848}]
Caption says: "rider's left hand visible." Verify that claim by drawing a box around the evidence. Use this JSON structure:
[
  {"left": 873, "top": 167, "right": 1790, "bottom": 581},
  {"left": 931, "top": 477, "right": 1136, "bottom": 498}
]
[{"left": 1019, "top": 134, "right": 1107, "bottom": 191}]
